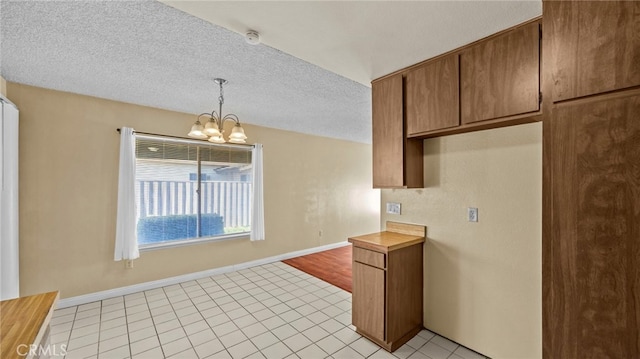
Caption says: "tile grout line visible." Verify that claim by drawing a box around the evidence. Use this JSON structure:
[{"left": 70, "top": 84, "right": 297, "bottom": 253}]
[
  {"left": 124, "top": 291, "right": 151, "bottom": 358},
  {"left": 204, "top": 263, "right": 337, "bottom": 357},
  {"left": 53, "top": 261, "right": 485, "bottom": 359},
  {"left": 173, "top": 279, "right": 225, "bottom": 358}
]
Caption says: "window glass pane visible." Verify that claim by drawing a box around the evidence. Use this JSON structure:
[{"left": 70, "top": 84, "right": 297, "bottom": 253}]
[
  {"left": 200, "top": 147, "right": 252, "bottom": 235},
  {"left": 134, "top": 137, "right": 252, "bottom": 247}
]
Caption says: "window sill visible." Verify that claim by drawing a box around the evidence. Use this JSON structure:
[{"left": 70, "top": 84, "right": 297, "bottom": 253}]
[{"left": 139, "top": 232, "right": 249, "bottom": 252}]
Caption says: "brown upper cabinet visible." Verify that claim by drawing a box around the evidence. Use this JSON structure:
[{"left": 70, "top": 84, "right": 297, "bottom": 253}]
[
  {"left": 406, "top": 55, "right": 460, "bottom": 135},
  {"left": 547, "top": 1, "right": 640, "bottom": 102},
  {"left": 371, "top": 19, "right": 541, "bottom": 188},
  {"left": 372, "top": 75, "right": 423, "bottom": 188},
  {"left": 460, "top": 21, "right": 541, "bottom": 124}
]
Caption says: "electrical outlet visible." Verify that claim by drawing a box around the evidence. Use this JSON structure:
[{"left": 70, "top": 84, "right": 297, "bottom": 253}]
[
  {"left": 386, "top": 202, "right": 401, "bottom": 215},
  {"left": 468, "top": 207, "right": 478, "bottom": 222},
  {"left": 318, "top": 230, "right": 323, "bottom": 237},
  {"left": 126, "top": 260, "right": 134, "bottom": 269}
]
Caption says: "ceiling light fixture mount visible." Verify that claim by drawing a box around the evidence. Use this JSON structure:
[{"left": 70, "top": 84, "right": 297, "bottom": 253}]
[{"left": 188, "top": 78, "right": 247, "bottom": 144}]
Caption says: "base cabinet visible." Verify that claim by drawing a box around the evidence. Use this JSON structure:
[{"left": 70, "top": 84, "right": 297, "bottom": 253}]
[{"left": 350, "top": 224, "right": 425, "bottom": 352}]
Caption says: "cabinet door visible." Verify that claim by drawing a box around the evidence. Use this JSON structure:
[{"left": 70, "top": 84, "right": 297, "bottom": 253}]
[
  {"left": 372, "top": 75, "right": 423, "bottom": 188},
  {"left": 406, "top": 55, "right": 460, "bottom": 135},
  {"left": 386, "top": 244, "right": 423, "bottom": 344},
  {"left": 547, "top": 1, "right": 640, "bottom": 102},
  {"left": 547, "top": 93, "right": 640, "bottom": 358},
  {"left": 461, "top": 21, "right": 540, "bottom": 124},
  {"left": 372, "top": 75, "right": 404, "bottom": 188},
  {"left": 352, "top": 261, "right": 385, "bottom": 340}
]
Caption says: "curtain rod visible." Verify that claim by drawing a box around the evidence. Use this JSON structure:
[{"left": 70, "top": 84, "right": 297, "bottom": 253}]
[{"left": 116, "top": 128, "right": 255, "bottom": 148}]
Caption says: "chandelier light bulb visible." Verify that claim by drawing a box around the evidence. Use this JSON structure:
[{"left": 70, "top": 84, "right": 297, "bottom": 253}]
[
  {"left": 228, "top": 123, "right": 248, "bottom": 143},
  {"left": 208, "top": 134, "right": 225, "bottom": 144},
  {"left": 188, "top": 120, "right": 207, "bottom": 139},
  {"left": 203, "top": 118, "right": 221, "bottom": 137}
]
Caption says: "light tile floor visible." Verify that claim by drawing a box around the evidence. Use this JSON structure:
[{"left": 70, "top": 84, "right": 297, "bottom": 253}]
[{"left": 50, "top": 262, "right": 487, "bottom": 359}]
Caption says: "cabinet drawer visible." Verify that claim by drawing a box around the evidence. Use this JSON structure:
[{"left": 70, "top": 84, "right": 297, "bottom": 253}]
[{"left": 353, "top": 247, "right": 386, "bottom": 269}]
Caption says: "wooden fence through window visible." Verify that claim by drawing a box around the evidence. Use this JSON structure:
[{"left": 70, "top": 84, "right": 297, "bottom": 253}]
[{"left": 137, "top": 180, "right": 251, "bottom": 228}]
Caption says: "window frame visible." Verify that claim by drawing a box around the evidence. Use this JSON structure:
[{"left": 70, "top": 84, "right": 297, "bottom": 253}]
[
  {"left": 139, "top": 232, "right": 248, "bottom": 252},
  {"left": 134, "top": 134, "right": 253, "bottom": 251}
]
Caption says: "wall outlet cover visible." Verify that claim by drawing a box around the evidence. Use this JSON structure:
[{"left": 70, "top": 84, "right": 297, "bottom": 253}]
[
  {"left": 468, "top": 207, "right": 478, "bottom": 222},
  {"left": 386, "top": 202, "right": 401, "bottom": 215}
]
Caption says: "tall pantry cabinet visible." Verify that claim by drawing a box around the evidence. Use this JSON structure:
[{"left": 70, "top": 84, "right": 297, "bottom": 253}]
[{"left": 542, "top": 1, "right": 640, "bottom": 358}]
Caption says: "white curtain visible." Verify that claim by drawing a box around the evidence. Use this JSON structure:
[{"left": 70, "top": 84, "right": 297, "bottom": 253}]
[
  {"left": 250, "top": 143, "right": 265, "bottom": 241},
  {"left": 114, "top": 127, "right": 139, "bottom": 260}
]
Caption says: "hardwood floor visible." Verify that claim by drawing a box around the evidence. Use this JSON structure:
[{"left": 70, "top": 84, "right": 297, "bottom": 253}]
[{"left": 282, "top": 245, "right": 352, "bottom": 293}]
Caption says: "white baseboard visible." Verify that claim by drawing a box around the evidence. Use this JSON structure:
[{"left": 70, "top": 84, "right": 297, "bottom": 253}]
[{"left": 57, "top": 241, "right": 350, "bottom": 309}]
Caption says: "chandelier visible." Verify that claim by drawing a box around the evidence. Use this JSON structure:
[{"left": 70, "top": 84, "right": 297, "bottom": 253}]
[{"left": 188, "top": 78, "right": 248, "bottom": 144}]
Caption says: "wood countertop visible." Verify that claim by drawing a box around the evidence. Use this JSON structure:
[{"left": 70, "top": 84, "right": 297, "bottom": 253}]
[
  {"left": 349, "top": 221, "right": 426, "bottom": 253},
  {"left": 0, "top": 291, "right": 59, "bottom": 359}
]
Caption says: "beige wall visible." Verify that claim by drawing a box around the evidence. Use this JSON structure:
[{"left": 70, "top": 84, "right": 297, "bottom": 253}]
[
  {"left": 7, "top": 82, "right": 380, "bottom": 299},
  {"left": 381, "top": 123, "right": 542, "bottom": 359}
]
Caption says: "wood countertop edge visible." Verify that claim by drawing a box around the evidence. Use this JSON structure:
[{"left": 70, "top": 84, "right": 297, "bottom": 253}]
[
  {"left": 28, "top": 291, "right": 59, "bottom": 359},
  {"left": 1, "top": 291, "right": 60, "bottom": 359},
  {"left": 348, "top": 231, "right": 425, "bottom": 253}
]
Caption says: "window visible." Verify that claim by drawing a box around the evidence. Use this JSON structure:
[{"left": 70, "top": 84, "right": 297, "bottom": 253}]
[{"left": 135, "top": 135, "right": 252, "bottom": 247}]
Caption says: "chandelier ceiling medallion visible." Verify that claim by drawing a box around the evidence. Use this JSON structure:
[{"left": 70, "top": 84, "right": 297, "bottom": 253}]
[{"left": 188, "top": 78, "right": 248, "bottom": 144}]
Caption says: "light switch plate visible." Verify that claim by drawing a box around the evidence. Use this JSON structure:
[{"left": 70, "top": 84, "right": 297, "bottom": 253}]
[
  {"left": 386, "top": 202, "right": 401, "bottom": 215},
  {"left": 468, "top": 207, "right": 478, "bottom": 222}
]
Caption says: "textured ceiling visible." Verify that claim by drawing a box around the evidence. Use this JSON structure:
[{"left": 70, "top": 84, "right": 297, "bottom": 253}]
[
  {"left": 0, "top": 1, "right": 542, "bottom": 144},
  {"left": 163, "top": 1, "right": 543, "bottom": 86}
]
